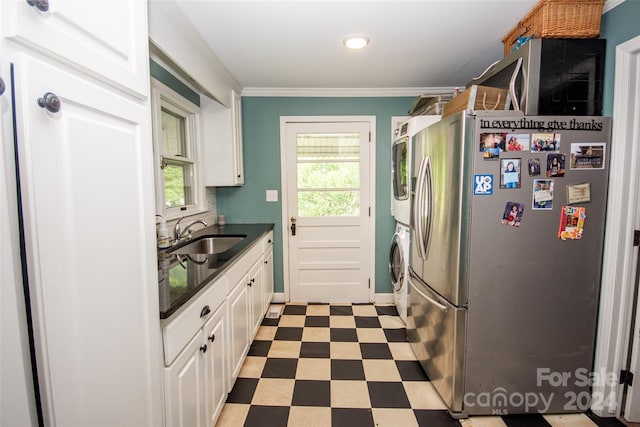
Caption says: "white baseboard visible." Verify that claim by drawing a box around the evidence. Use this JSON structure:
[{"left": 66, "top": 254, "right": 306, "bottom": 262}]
[{"left": 270, "top": 293, "right": 395, "bottom": 305}]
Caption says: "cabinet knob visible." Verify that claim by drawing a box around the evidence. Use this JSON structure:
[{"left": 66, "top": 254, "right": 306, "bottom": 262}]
[
  {"left": 208, "top": 334, "right": 215, "bottom": 343},
  {"left": 200, "top": 344, "right": 207, "bottom": 354},
  {"left": 26, "top": 0, "right": 49, "bottom": 12},
  {"left": 0, "top": 77, "right": 5, "bottom": 96},
  {"left": 264, "top": 260, "right": 268, "bottom": 264},
  {"left": 200, "top": 305, "right": 211, "bottom": 318},
  {"left": 37, "top": 92, "right": 61, "bottom": 113}
]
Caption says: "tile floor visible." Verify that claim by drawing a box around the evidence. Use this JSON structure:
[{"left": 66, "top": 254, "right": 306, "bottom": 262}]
[{"left": 214, "top": 303, "right": 624, "bottom": 427}]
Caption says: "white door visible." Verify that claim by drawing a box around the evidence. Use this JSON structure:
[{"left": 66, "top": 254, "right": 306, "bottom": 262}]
[{"left": 282, "top": 118, "right": 373, "bottom": 303}]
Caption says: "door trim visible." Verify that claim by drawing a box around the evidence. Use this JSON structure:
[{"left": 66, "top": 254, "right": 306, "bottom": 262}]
[
  {"left": 279, "top": 116, "right": 376, "bottom": 303},
  {"left": 591, "top": 35, "right": 640, "bottom": 417}
]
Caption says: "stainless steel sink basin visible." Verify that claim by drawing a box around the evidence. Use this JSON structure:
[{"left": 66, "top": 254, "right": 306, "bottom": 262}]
[{"left": 171, "top": 235, "right": 245, "bottom": 255}]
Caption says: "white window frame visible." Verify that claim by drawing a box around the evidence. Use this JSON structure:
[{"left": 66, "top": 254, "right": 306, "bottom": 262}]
[{"left": 150, "top": 78, "right": 205, "bottom": 219}]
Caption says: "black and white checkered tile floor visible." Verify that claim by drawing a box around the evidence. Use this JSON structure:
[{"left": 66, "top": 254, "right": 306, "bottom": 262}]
[{"left": 215, "top": 303, "right": 624, "bottom": 427}]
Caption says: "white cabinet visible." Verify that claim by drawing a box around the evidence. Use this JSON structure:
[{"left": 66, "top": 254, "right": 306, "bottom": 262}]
[
  {"left": 249, "top": 258, "right": 264, "bottom": 336},
  {"left": 163, "top": 276, "right": 228, "bottom": 427},
  {"left": 202, "top": 89, "right": 244, "bottom": 186},
  {"left": 164, "top": 332, "right": 207, "bottom": 427},
  {"left": 10, "top": 52, "right": 162, "bottom": 427},
  {"left": 263, "top": 244, "right": 275, "bottom": 313},
  {"left": 227, "top": 273, "right": 251, "bottom": 384},
  {"left": 1, "top": 0, "right": 149, "bottom": 98}
]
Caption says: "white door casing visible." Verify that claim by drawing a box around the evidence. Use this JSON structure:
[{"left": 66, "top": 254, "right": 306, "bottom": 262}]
[
  {"left": 591, "top": 35, "right": 640, "bottom": 420},
  {"left": 280, "top": 117, "right": 375, "bottom": 303}
]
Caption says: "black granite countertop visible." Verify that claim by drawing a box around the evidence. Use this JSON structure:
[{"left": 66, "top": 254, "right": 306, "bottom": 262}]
[{"left": 158, "top": 223, "right": 274, "bottom": 319}]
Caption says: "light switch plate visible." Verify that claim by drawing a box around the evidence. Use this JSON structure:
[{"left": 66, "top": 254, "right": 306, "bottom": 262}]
[{"left": 266, "top": 190, "right": 278, "bottom": 202}]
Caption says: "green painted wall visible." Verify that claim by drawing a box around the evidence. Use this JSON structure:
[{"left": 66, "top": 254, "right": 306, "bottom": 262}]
[
  {"left": 600, "top": 0, "right": 640, "bottom": 115},
  {"left": 215, "top": 96, "right": 414, "bottom": 295}
]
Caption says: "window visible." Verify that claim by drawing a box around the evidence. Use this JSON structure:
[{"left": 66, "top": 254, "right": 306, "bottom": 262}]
[
  {"left": 151, "top": 79, "right": 203, "bottom": 219},
  {"left": 296, "top": 132, "right": 361, "bottom": 217}
]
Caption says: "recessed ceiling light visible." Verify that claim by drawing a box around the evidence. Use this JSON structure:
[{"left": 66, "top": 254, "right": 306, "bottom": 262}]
[{"left": 343, "top": 36, "right": 369, "bottom": 50}]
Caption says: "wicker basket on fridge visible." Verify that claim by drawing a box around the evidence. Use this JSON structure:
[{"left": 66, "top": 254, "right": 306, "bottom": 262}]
[{"left": 502, "top": 0, "right": 605, "bottom": 56}]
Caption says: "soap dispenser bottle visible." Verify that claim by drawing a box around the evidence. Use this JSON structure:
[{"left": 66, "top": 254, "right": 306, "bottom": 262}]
[{"left": 156, "top": 215, "right": 170, "bottom": 249}]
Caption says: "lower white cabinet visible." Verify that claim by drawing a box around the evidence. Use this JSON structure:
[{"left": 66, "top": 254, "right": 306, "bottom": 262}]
[
  {"left": 263, "top": 244, "right": 274, "bottom": 313},
  {"left": 249, "top": 258, "right": 264, "bottom": 337},
  {"left": 163, "top": 231, "right": 275, "bottom": 427},
  {"left": 164, "top": 303, "right": 226, "bottom": 427},
  {"left": 227, "top": 273, "right": 251, "bottom": 385}
]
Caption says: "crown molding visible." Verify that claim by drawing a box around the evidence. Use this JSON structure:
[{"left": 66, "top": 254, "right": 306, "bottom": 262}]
[
  {"left": 240, "top": 86, "right": 458, "bottom": 98},
  {"left": 603, "top": 0, "right": 625, "bottom": 13}
]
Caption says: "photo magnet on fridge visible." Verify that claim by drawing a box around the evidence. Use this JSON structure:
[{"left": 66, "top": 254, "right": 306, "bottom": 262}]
[
  {"left": 558, "top": 206, "right": 586, "bottom": 240},
  {"left": 528, "top": 158, "right": 541, "bottom": 176},
  {"left": 533, "top": 179, "right": 554, "bottom": 210},
  {"left": 570, "top": 143, "right": 605, "bottom": 170},
  {"left": 501, "top": 202, "right": 525, "bottom": 227},
  {"left": 506, "top": 133, "right": 530, "bottom": 152},
  {"left": 480, "top": 132, "right": 507, "bottom": 160},
  {"left": 531, "top": 133, "right": 561, "bottom": 152},
  {"left": 474, "top": 174, "right": 494, "bottom": 195},
  {"left": 500, "top": 158, "right": 521, "bottom": 189},
  {"left": 546, "top": 153, "right": 566, "bottom": 178}
]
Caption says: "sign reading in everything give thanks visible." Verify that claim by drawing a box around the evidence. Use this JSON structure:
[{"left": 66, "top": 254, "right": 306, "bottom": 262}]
[{"left": 480, "top": 118, "right": 604, "bottom": 132}]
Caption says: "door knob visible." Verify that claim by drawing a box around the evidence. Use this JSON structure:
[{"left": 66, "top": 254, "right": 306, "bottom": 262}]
[{"left": 290, "top": 216, "right": 297, "bottom": 236}]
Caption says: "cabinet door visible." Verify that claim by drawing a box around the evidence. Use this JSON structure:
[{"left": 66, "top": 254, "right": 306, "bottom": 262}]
[
  {"left": 164, "top": 332, "right": 207, "bottom": 427},
  {"left": 202, "top": 89, "right": 243, "bottom": 186},
  {"left": 249, "top": 258, "right": 264, "bottom": 336},
  {"left": 12, "top": 54, "right": 161, "bottom": 427},
  {"left": 1, "top": 0, "right": 149, "bottom": 98},
  {"left": 203, "top": 305, "right": 227, "bottom": 426},
  {"left": 227, "top": 276, "right": 250, "bottom": 386},
  {"left": 263, "top": 245, "right": 274, "bottom": 313}
]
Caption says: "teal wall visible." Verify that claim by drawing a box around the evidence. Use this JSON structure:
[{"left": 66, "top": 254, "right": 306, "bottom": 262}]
[
  {"left": 600, "top": 0, "right": 640, "bottom": 115},
  {"left": 216, "top": 97, "right": 414, "bottom": 295}
]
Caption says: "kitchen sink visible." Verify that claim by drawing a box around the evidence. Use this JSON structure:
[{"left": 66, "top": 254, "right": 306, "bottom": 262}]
[{"left": 170, "top": 235, "right": 246, "bottom": 255}]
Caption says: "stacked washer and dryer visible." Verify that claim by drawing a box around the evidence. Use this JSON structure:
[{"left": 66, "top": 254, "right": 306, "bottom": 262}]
[{"left": 389, "top": 115, "right": 439, "bottom": 323}]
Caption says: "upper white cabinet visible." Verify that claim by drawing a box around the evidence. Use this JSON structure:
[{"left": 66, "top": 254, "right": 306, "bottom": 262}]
[
  {"left": 202, "top": 90, "right": 244, "bottom": 186},
  {"left": 1, "top": 0, "right": 149, "bottom": 98}
]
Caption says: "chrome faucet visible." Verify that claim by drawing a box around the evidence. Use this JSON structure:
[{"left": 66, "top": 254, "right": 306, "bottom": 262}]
[{"left": 173, "top": 217, "right": 208, "bottom": 244}]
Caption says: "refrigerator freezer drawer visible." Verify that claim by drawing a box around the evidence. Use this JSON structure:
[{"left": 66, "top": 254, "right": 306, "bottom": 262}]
[{"left": 407, "top": 270, "right": 466, "bottom": 414}]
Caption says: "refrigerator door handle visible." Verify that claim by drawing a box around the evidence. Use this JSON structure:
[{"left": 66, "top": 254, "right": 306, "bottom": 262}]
[
  {"left": 409, "top": 274, "right": 448, "bottom": 312},
  {"left": 414, "top": 156, "right": 428, "bottom": 260},
  {"left": 423, "top": 156, "right": 433, "bottom": 260}
]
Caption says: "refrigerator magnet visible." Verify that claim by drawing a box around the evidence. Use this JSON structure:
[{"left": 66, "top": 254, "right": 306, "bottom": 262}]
[
  {"left": 501, "top": 202, "right": 525, "bottom": 227},
  {"left": 474, "top": 174, "right": 494, "bottom": 195},
  {"left": 533, "top": 179, "right": 554, "bottom": 210},
  {"left": 570, "top": 143, "right": 605, "bottom": 170},
  {"left": 531, "top": 133, "right": 561, "bottom": 152},
  {"left": 500, "top": 158, "right": 521, "bottom": 189},
  {"left": 546, "top": 153, "right": 566, "bottom": 178},
  {"left": 528, "top": 158, "right": 541, "bottom": 176},
  {"left": 558, "top": 206, "right": 586, "bottom": 240},
  {"left": 566, "top": 183, "right": 591, "bottom": 204},
  {"left": 506, "top": 133, "right": 530, "bottom": 152},
  {"left": 480, "top": 132, "right": 506, "bottom": 160}
]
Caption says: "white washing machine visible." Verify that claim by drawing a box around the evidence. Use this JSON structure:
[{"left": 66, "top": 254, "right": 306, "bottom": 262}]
[{"left": 388, "top": 222, "right": 410, "bottom": 323}]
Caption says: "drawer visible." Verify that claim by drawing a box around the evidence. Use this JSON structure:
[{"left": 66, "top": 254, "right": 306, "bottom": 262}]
[
  {"left": 226, "top": 240, "right": 263, "bottom": 291},
  {"left": 163, "top": 274, "right": 228, "bottom": 366}
]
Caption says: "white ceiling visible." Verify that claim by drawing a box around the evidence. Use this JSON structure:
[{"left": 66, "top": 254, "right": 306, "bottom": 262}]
[{"left": 173, "top": 1, "right": 544, "bottom": 92}]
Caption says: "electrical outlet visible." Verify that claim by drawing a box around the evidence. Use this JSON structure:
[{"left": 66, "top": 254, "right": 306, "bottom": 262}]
[{"left": 266, "top": 190, "right": 278, "bottom": 202}]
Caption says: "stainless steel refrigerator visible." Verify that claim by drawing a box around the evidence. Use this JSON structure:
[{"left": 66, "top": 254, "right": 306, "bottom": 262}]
[{"left": 407, "top": 110, "right": 611, "bottom": 417}]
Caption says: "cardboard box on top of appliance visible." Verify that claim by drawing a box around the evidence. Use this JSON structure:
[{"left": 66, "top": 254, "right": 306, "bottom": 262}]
[{"left": 442, "top": 85, "right": 509, "bottom": 119}]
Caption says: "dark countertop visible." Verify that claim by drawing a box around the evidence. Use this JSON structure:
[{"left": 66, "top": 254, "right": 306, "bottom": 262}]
[{"left": 158, "top": 223, "right": 274, "bottom": 319}]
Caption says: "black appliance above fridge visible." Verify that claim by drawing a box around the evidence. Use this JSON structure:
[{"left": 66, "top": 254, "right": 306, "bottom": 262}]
[{"left": 469, "top": 38, "right": 606, "bottom": 116}]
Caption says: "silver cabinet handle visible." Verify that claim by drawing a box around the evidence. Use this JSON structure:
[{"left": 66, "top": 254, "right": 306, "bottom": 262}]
[
  {"left": 26, "top": 0, "right": 49, "bottom": 12},
  {"left": 37, "top": 92, "right": 61, "bottom": 113}
]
